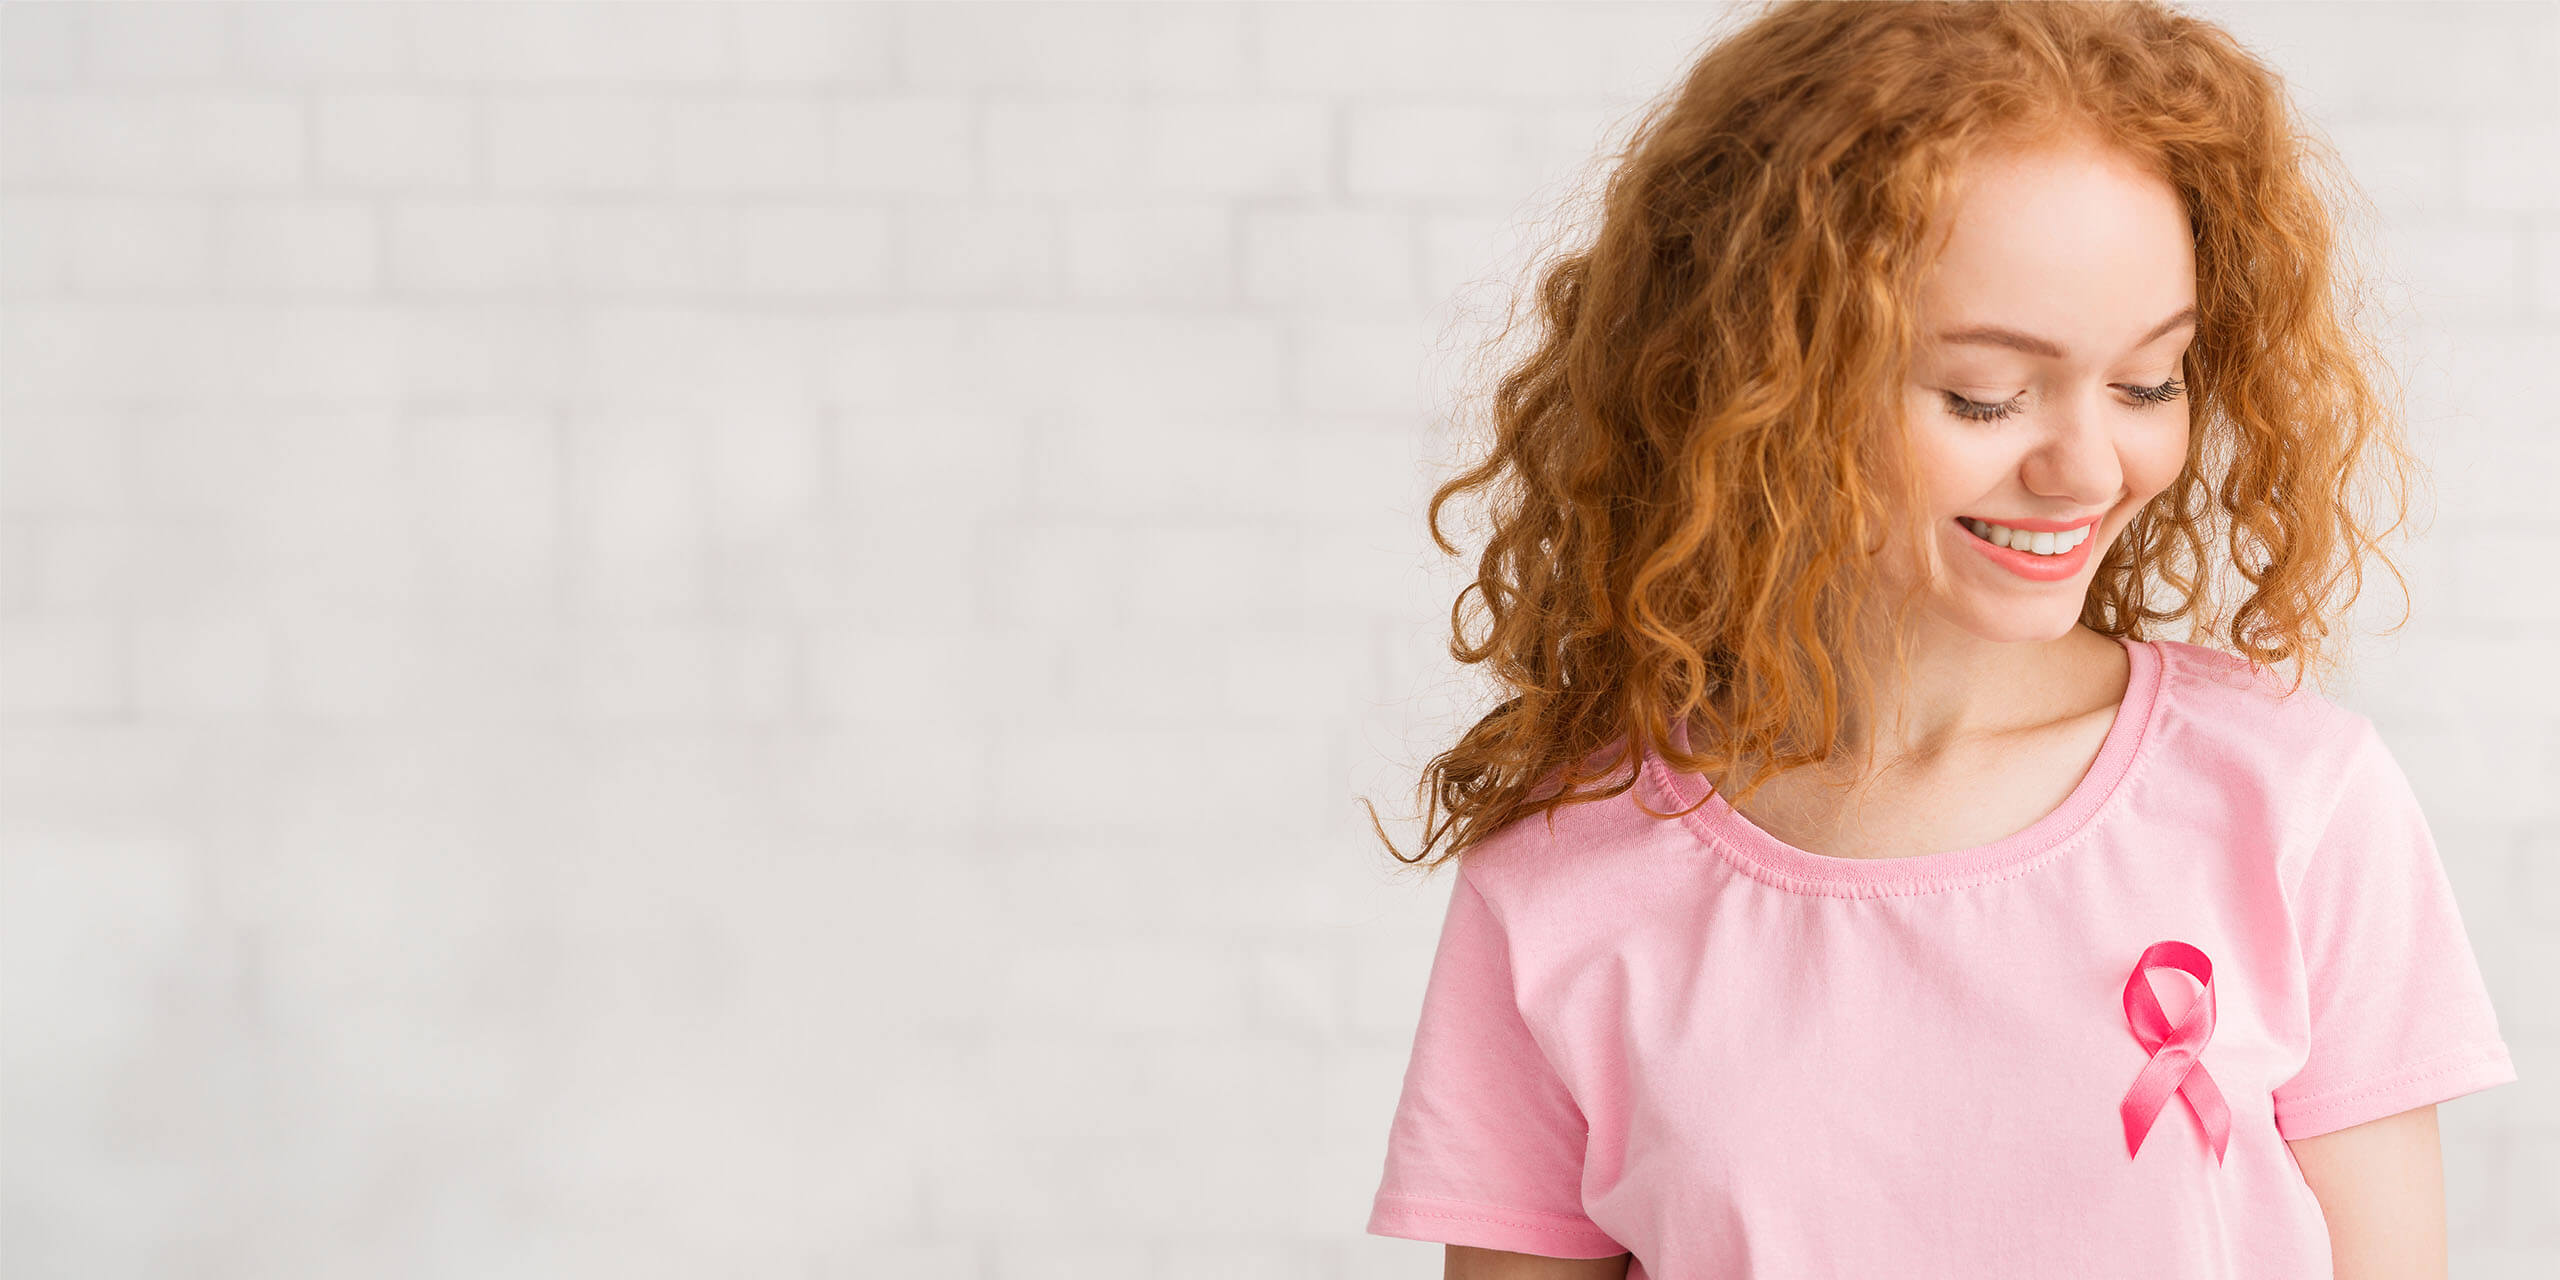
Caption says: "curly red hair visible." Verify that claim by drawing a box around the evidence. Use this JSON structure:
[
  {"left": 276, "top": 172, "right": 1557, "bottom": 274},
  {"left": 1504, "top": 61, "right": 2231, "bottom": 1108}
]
[{"left": 1367, "top": 0, "right": 2422, "bottom": 873}]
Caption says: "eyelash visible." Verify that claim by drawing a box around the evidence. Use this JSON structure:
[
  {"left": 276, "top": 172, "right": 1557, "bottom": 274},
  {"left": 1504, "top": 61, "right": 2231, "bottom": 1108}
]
[{"left": 1942, "top": 376, "right": 2186, "bottom": 423}]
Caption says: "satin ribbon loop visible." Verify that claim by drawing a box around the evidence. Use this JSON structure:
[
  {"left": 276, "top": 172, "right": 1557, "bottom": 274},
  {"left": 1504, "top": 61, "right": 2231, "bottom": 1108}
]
[{"left": 2117, "top": 939, "right": 2231, "bottom": 1165}]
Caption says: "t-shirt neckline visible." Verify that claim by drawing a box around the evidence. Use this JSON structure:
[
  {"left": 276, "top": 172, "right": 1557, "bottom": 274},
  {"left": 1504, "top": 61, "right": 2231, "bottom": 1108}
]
[{"left": 1642, "top": 633, "right": 2163, "bottom": 897}]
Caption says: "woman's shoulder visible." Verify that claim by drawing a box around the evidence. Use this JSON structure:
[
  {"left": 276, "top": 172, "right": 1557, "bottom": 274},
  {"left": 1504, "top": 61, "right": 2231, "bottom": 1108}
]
[
  {"left": 2143, "top": 635, "right": 2374, "bottom": 785},
  {"left": 2149, "top": 635, "right": 2354, "bottom": 716},
  {"left": 1452, "top": 742, "right": 1700, "bottom": 911}
]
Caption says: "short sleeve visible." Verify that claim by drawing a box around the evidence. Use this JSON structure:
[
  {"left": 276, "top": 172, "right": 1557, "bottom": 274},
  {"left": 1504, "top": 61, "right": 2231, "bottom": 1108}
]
[
  {"left": 2270, "top": 714, "right": 2518, "bottom": 1141},
  {"left": 1366, "top": 863, "right": 1626, "bottom": 1259}
]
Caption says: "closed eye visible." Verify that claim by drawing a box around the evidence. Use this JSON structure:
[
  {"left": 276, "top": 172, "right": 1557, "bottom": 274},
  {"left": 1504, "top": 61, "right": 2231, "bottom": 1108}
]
[
  {"left": 2126, "top": 375, "right": 2185, "bottom": 405},
  {"left": 1942, "top": 376, "right": 2185, "bottom": 423},
  {"left": 1942, "top": 391, "right": 2024, "bottom": 423}
]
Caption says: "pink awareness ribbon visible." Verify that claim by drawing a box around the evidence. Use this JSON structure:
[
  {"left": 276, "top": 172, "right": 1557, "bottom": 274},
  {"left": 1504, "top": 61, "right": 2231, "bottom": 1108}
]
[{"left": 2119, "top": 939, "right": 2231, "bottom": 1164}]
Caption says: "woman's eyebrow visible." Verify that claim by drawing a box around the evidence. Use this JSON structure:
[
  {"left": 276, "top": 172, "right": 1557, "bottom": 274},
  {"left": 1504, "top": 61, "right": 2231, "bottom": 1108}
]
[{"left": 1936, "top": 305, "right": 2199, "bottom": 359}]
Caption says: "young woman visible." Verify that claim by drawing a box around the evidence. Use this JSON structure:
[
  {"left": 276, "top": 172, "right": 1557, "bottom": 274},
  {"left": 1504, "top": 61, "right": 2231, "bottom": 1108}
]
[{"left": 1361, "top": 3, "right": 2517, "bottom": 1278}]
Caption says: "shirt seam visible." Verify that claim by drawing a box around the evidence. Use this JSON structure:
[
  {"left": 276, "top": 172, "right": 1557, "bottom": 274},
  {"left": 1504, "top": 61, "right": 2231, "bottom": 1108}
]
[
  {"left": 2274, "top": 1038, "right": 2513, "bottom": 1118},
  {"left": 2275, "top": 710, "right": 2383, "bottom": 902},
  {"left": 1644, "top": 636, "right": 2171, "bottom": 898},
  {"left": 1371, "top": 1190, "right": 1618, "bottom": 1239},
  {"left": 1455, "top": 866, "right": 1601, "bottom": 1133}
]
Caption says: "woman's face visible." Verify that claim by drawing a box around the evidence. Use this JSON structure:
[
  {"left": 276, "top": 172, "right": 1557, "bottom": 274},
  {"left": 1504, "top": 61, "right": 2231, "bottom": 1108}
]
[{"left": 1889, "top": 137, "right": 2197, "bottom": 643}]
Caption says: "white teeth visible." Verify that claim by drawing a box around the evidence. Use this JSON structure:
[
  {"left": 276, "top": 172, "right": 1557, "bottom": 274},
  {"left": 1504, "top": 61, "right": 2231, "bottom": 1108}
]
[{"left": 1963, "top": 518, "right": 2089, "bottom": 555}]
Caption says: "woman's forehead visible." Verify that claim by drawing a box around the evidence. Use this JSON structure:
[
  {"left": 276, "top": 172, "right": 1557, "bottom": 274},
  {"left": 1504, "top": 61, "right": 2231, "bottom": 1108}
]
[{"left": 1916, "top": 144, "right": 2197, "bottom": 357}]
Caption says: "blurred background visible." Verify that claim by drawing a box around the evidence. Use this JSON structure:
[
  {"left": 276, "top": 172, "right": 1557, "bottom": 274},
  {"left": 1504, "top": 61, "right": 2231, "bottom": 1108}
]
[{"left": 0, "top": 1, "right": 2553, "bottom": 1276}]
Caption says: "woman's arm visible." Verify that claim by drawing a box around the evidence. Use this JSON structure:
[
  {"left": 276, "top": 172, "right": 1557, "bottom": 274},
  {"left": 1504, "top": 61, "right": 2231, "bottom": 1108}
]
[
  {"left": 1446, "top": 1245, "right": 1632, "bottom": 1279},
  {"left": 2286, "top": 1104, "right": 2447, "bottom": 1280}
]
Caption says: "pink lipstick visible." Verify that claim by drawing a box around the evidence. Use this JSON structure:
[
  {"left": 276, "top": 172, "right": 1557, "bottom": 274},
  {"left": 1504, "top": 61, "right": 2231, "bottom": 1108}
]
[{"left": 1952, "top": 515, "right": 2100, "bottom": 582}]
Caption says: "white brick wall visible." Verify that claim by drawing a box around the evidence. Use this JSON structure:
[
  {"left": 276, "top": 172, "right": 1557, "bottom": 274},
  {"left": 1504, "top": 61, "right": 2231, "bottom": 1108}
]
[{"left": 0, "top": 2, "right": 2551, "bottom": 1276}]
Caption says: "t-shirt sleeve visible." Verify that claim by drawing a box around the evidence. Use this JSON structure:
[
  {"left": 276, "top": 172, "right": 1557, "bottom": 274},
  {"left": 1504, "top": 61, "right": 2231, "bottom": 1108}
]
[
  {"left": 1365, "top": 862, "right": 1626, "bottom": 1259},
  {"left": 2269, "top": 713, "right": 2518, "bottom": 1141}
]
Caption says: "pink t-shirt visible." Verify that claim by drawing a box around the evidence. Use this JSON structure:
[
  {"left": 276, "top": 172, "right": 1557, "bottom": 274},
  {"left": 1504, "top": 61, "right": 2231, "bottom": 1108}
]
[{"left": 1367, "top": 635, "right": 2516, "bottom": 1276}]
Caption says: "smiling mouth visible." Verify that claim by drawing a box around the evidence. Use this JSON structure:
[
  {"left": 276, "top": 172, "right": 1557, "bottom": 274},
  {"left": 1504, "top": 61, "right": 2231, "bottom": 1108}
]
[{"left": 1955, "top": 516, "right": 2094, "bottom": 556}]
